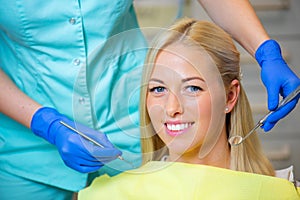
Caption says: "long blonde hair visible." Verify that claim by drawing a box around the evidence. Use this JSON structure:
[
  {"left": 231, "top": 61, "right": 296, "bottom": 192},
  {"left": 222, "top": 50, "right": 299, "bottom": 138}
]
[{"left": 140, "top": 18, "right": 274, "bottom": 176}]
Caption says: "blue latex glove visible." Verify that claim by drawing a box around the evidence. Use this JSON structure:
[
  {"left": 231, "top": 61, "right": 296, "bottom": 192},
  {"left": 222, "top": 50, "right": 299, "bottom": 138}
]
[
  {"left": 255, "top": 39, "right": 300, "bottom": 131},
  {"left": 31, "top": 107, "right": 122, "bottom": 173}
]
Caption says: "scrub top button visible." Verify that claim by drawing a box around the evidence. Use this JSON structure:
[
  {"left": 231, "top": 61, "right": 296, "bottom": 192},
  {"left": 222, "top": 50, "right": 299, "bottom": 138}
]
[
  {"left": 73, "top": 58, "right": 81, "bottom": 66},
  {"left": 69, "top": 18, "right": 76, "bottom": 25},
  {"left": 79, "top": 97, "right": 85, "bottom": 104}
]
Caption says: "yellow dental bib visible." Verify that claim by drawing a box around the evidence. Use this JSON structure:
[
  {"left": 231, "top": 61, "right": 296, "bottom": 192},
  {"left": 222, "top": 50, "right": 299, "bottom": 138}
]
[{"left": 79, "top": 161, "right": 300, "bottom": 200}]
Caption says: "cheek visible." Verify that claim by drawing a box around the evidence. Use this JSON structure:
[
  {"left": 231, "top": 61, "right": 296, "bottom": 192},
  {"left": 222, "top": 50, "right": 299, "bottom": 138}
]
[
  {"left": 190, "top": 98, "right": 212, "bottom": 136},
  {"left": 198, "top": 100, "right": 212, "bottom": 123},
  {"left": 146, "top": 96, "right": 165, "bottom": 132},
  {"left": 197, "top": 94, "right": 211, "bottom": 115},
  {"left": 185, "top": 96, "right": 212, "bottom": 119}
]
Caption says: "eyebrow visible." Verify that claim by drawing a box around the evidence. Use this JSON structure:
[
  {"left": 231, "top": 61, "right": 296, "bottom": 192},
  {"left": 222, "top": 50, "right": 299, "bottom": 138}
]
[
  {"left": 149, "top": 77, "right": 204, "bottom": 84},
  {"left": 149, "top": 78, "right": 164, "bottom": 84},
  {"left": 182, "top": 77, "right": 205, "bottom": 83}
]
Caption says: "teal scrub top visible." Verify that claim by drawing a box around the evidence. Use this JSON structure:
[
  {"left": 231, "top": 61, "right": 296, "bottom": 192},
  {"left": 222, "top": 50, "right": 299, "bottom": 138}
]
[{"left": 0, "top": 0, "right": 147, "bottom": 191}]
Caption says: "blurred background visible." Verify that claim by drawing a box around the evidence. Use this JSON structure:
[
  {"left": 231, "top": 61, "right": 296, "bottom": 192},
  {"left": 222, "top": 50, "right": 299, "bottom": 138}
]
[{"left": 134, "top": 0, "right": 300, "bottom": 179}]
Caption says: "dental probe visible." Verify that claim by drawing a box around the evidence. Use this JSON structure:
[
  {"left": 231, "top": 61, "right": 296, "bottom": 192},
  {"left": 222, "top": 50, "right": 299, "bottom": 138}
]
[{"left": 59, "top": 120, "right": 134, "bottom": 167}]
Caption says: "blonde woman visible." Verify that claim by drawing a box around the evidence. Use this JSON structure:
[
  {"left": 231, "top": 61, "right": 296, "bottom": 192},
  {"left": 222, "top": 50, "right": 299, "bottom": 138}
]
[
  {"left": 79, "top": 18, "right": 299, "bottom": 199},
  {"left": 140, "top": 18, "right": 274, "bottom": 176}
]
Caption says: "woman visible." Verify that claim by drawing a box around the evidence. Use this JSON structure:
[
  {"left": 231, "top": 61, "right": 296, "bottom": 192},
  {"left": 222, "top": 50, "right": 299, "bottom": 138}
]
[
  {"left": 140, "top": 18, "right": 274, "bottom": 175},
  {"left": 79, "top": 18, "right": 299, "bottom": 199}
]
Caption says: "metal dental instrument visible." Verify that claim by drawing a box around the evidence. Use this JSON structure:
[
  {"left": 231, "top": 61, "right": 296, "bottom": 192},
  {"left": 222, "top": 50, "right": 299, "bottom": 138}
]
[
  {"left": 59, "top": 120, "right": 134, "bottom": 167},
  {"left": 229, "top": 85, "right": 300, "bottom": 146}
]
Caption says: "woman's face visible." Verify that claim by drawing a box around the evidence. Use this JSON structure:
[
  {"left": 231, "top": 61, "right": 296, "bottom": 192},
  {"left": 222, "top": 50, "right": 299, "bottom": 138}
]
[{"left": 146, "top": 44, "right": 226, "bottom": 158}]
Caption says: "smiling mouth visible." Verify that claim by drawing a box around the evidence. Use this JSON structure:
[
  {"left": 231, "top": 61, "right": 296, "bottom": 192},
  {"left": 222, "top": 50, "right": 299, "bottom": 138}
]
[{"left": 165, "top": 122, "right": 194, "bottom": 136}]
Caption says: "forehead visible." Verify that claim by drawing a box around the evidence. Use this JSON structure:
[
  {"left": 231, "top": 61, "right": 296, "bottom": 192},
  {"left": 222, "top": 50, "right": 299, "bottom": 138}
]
[{"left": 152, "top": 44, "right": 216, "bottom": 79}]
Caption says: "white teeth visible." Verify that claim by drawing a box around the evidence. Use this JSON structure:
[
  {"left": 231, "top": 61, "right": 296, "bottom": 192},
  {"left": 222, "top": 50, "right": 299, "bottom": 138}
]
[{"left": 167, "top": 123, "right": 191, "bottom": 131}]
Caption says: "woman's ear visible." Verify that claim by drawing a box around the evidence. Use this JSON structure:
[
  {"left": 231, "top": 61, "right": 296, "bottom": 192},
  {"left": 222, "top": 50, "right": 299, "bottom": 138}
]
[{"left": 225, "top": 79, "right": 240, "bottom": 113}]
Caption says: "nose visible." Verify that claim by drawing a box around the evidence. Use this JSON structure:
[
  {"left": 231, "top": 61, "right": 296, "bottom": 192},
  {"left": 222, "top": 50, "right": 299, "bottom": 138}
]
[{"left": 165, "top": 92, "right": 183, "bottom": 117}]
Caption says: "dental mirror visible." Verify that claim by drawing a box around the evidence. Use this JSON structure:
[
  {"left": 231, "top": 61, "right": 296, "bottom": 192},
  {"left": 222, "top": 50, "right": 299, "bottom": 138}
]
[
  {"left": 228, "top": 135, "right": 243, "bottom": 146},
  {"left": 228, "top": 123, "right": 260, "bottom": 146},
  {"left": 229, "top": 85, "right": 300, "bottom": 146}
]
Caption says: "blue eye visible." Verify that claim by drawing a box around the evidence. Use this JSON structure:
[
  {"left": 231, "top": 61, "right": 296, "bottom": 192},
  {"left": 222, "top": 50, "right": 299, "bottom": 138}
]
[
  {"left": 186, "top": 86, "right": 202, "bottom": 92},
  {"left": 149, "top": 86, "right": 166, "bottom": 93}
]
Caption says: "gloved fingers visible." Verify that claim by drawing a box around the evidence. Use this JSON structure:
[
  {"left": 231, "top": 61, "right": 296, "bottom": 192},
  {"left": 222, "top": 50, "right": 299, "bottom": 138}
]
[
  {"left": 75, "top": 144, "right": 122, "bottom": 163},
  {"left": 261, "top": 121, "right": 276, "bottom": 132},
  {"left": 61, "top": 135, "right": 121, "bottom": 162},
  {"left": 66, "top": 121, "right": 116, "bottom": 149},
  {"left": 78, "top": 135, "right": 122, "bottom": 158},
  {"left": 255, "top": 39, "right": 300, "bottom": 132},
  {"left": 60, "top": 148, "right": 118, "bottom": 173},
  {"left": 31, "top": 108, "right": 120, "bottom": 173},
  {"left": 59, "top": 149, "right": 105, "bottom": 173},
  {"left": 68, "top": 155, "right": 105, "bottom": 167},
  {"left": 262, "top": 99, "right": 298, "bottom": 131},
  {"left": 82, "top": 145, "right": 122, "bottom": 163},
  {"left": 57, "top": 147, "right": 101, "bottom": 165},
  {"left": 265, "top": 82, "right": 281, "bottom": 111},
  {"left": 76, "top": 166, "right": 102, "bottom": 173},
  {"left": 76, "top": 165, "right": 103, "bottom": 173},
  {"left": 64, "top": 160, "right": 103, "bottom": 173},
  {"left": 89, "top": 133, "right": 116, "bottom": 149},
  {"left": 92, "top": 149, "right": 121, "bottom": 161}
]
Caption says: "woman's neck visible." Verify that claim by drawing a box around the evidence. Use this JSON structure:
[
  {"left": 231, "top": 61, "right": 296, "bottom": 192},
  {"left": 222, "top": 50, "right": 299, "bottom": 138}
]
[{"left": 168, "top": 131, "right": 230, "bottom": 169}]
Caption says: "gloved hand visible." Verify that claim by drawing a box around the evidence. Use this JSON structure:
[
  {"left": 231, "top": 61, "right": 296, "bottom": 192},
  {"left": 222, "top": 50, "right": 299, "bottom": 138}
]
[
  {"left": 31, "top": 107, "right": 122, "bottom": 173},
  {"left": 255, "top": 39, "right": 300, "bottom": 131}
]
